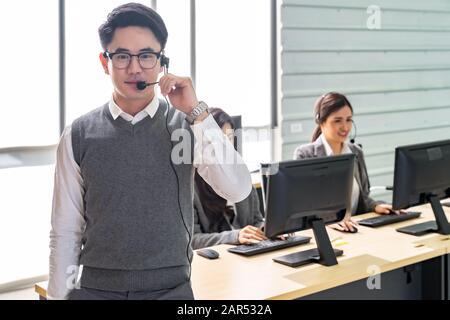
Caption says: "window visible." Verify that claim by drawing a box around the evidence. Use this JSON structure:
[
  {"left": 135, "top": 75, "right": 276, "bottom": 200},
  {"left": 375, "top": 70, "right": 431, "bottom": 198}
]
[
  {"left": 196, "top": 0, "right": 270, "bottom": 127},
  {"left": 156, "top": 0, "right": 191, "bottom": 77},
  {"left": 0, "top": 1, "right": 59, "bottom": 148},
  {"left": 0, "top": 165, "right": 54, "bottom": 284},
  {"left": 0, "top": 1, "right": 59, "bottom": 287},
  {"left": 196, "top": 0, "right": 272, "bottom": 168}
]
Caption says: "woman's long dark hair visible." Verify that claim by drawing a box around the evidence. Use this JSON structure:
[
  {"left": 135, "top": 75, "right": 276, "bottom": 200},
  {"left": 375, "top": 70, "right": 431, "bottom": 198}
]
[
  {"left": 312, "top": 92, "right": 353, "bottom": 142},
  {"left": 195, "top": 108, "right": 236, "bottom": 225}
]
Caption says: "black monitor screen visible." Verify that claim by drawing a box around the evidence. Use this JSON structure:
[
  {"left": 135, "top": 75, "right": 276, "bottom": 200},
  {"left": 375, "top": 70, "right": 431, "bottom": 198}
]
[
  {"left": 393, "top": 139, "right": 450, "bottom": 210},
  {"left": 263, "top": 154, "right": 355, "bottom": 238}
]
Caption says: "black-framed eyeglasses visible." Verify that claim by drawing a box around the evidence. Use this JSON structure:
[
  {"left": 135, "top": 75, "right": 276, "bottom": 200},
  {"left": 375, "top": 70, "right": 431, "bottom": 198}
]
[{"left": 103, "top": 51, "right": 162, "bottom": 69}]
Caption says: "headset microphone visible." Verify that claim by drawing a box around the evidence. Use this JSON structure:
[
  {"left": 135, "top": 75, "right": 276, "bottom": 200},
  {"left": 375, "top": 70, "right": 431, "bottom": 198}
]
[{"left": 136, "top": 81, "right": 159, "bottom": 91}]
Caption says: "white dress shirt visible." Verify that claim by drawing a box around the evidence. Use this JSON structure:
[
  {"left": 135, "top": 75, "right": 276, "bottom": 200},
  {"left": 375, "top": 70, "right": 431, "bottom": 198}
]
[
  {"left": 48, "top": 95, "right": 252, "bottom": 299},
  {"left": 319, "top": 134, "right": 360, "bottom": 215}
]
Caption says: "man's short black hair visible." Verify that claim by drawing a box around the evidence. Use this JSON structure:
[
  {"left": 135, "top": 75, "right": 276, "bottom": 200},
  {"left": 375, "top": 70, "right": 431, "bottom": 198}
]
[{"left": 98, "top": 2, "right": 168, "bottom": 51}]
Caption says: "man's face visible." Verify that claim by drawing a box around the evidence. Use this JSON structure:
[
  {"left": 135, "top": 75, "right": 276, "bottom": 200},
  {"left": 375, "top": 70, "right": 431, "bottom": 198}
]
[{"left": 100, "top": 26, "right": 163, "bottom": 104}]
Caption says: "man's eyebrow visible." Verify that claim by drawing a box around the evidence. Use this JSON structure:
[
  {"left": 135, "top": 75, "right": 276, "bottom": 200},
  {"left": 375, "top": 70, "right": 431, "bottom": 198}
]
[
  {"left": 113, "top": 47, "right": 158, "bottom": 52},
  {"left": 114, "top": 48, "right": 130, "bottom": 53},
  {"left": 112, "top": 47, "right": 159, "bottom": 53},
  {"left": 139, "top": 47, "right": 158, "bottom": 52}
]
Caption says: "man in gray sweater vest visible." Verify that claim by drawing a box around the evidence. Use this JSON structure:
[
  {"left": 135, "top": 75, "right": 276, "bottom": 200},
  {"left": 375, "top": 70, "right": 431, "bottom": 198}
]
[{"left": 48, "top": 3, "right": 252, "bottom": 300}]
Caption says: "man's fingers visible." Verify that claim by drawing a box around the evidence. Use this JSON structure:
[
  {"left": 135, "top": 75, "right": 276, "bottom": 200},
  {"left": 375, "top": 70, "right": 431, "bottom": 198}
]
[
  {"left": 160, "top": 79, "right": 176, "bottom": 96},
  {"left": 159, "top": 75, "right": 174, "bottom": 95},
  {"left": 159, "top": 74, "right": 191, "bottom": 96}
]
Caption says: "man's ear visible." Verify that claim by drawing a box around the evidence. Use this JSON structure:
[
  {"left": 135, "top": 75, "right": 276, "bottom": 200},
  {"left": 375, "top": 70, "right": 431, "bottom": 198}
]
[{"left": 99, "top": 52, "right": 110, "bottom": 75}]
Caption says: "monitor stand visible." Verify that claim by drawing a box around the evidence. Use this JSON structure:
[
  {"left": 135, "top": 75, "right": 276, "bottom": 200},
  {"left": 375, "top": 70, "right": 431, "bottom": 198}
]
[
  {"left": 273, "top": 219, "right": 343, "bottom": 268},
  {"left": 396, "top": 195, "right": 450, "bottom": 236}
]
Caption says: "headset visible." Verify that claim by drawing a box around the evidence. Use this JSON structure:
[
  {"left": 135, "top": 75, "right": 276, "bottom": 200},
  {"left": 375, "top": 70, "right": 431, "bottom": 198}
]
[{"left": 315, "top": 93, "right": 369, "bottom": 190}]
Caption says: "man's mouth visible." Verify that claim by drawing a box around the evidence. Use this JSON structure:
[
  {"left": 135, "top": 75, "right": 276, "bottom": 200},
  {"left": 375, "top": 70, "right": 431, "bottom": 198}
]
[{"left": 124, "top": 81, "right": 141, "bottom": 84}]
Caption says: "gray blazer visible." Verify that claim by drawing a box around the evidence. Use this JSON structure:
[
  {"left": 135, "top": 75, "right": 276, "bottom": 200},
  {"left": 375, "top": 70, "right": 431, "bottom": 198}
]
[
  {"left": 192, "top": 186, "right": 264, "bottom": 249},
  {"left": 293, "top": 139, "right": 383, "bottom": 215}
]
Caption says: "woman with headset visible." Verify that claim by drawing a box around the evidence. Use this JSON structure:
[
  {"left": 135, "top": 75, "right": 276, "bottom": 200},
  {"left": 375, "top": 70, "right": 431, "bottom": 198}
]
[{"left": 293, "top": 92, "right": 401, "bottom": 233}]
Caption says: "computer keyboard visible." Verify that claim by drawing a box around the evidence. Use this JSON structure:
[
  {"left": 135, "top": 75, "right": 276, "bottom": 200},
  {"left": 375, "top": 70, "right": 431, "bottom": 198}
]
[
  {"left": 358, "top": 211, "right": 422, "bottom": 228},
  {"left": 227, "top": 235, "right": 312, "bottom": 256}
]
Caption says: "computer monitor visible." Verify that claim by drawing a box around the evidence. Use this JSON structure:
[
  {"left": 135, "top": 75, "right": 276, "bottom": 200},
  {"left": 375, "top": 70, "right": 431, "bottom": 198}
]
[
  {"left": 260, "top": 154, "right": 355, "bottom": 267},
  {"left": 392, "top": 139, "right": 450, "bottom": 236}
]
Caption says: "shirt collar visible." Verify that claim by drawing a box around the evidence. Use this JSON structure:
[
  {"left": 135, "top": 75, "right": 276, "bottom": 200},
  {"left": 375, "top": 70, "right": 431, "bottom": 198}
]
[
  {"left": 108, "top": 91, "right": 159, "bottom": 121},
  {"left": 319, "top": 134, "right": 352, "bottom": 156}
]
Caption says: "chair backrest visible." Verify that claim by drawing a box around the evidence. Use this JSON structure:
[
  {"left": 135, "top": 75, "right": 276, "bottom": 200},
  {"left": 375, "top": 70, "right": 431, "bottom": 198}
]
[{"left": 231, "top": 115, "right": 242, "bottom": 155}]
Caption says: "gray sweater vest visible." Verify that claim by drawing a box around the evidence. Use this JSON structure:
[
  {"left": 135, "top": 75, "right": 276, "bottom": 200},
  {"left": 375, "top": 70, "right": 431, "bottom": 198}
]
[{"left": 71, "top": 100, "right": 194, "bottom": 292}]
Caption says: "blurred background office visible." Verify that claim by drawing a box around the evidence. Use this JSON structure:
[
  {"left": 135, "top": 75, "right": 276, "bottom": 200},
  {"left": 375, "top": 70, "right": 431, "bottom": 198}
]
[{"left": 1, "top": 0, "right": 450, "bottom": 298}]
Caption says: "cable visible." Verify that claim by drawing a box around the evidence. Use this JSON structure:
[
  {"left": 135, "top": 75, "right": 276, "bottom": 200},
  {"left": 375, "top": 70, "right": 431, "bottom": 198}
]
[
  {"left": 162, "top": 78, "right": 192, "bottom": 281},
  {"left": 136, "top": 60, "right": 192, "bottom": 280}
]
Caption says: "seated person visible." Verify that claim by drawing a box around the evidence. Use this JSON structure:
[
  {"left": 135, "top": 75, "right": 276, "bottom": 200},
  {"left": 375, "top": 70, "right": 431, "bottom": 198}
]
[
  {"left": 293, "top": 92, "right": 401, "bottom": 232},
  {"left": 192, "top": 108, "right": 266, "bottom": 249}
]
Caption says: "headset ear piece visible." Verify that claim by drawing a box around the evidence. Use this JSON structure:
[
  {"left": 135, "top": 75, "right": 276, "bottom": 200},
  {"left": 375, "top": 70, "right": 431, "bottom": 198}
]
[{"left": 161, "top": 55, "right": 170, "bottom": 69}]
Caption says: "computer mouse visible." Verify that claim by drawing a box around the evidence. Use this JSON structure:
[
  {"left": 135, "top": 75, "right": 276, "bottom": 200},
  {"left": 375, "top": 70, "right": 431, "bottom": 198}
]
[
  {"left": 196, "top": 248, "right": 220, "bottom": 260},
  {"left": 348, "top": 226, "right": 358, "bottom": 233},
  {"left": 337, "top": 226, "right": 358, "bottom": 233}
]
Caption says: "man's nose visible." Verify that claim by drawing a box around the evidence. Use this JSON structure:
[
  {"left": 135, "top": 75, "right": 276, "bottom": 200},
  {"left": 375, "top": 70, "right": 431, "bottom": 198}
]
[{"left": 128, "top": 56, "right": 142, "bottom": 74}]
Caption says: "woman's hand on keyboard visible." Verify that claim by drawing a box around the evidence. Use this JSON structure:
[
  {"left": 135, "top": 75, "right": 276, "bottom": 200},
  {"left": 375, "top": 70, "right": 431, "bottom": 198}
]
[
  {"left": 238, "top": 226, "right": 268, "bottom": 244},
  {"left": 375, "top": 204, "right": 407, "bottom": 215}
]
